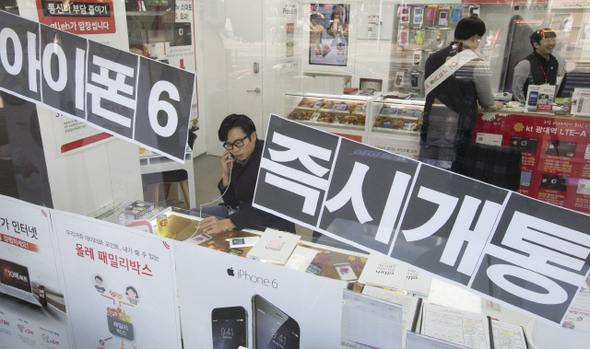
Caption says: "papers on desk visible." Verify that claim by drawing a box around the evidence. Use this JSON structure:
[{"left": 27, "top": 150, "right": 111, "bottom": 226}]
[
  {"left": 341, "top": 289, "right": 404, "bottom": 349},
  {"left": 358, "top": 254, "right": 431, "bottom": 296},
  {"left": 406, "top": 332, "right": 470, "bottom": 349},
  {"left": 362, "top": 285, "right": 422, "bottom": 348},
  {"left": 490, "top": 319, "right": 528, "bottom": 349},
  {"left": 420, "top": 303, "right": 491, "bottom": 349},
  {"left": 247, "top": 228, "right": 300, "bottom": 265}
]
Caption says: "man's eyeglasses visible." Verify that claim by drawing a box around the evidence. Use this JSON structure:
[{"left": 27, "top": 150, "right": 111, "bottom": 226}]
[{"left": 223, "top": 134, "right": 251, "bottom": 150}]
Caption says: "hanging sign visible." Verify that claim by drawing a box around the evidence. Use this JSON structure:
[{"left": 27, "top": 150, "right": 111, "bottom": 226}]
[
  {"left": 0, "top": 10, "right": 195, "bottom": 162},
  {"left": 253, "top": 114, "right": 590, "bottom": 325}
]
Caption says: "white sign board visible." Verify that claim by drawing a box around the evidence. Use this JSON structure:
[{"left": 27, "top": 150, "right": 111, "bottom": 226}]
[
  {"left": 51, "top": 210, "right": 181, "bottom": 348},
  {"left": 175, "top": 241, "right": 346, "bottom": 348}
]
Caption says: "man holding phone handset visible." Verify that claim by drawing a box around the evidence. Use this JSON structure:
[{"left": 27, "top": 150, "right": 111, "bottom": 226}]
[{"left": 196, "top": 114, "right": 296, "bottom": 235}]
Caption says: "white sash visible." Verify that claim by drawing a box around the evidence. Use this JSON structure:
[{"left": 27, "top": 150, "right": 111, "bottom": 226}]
[{"left": 424, "top": 49, "right": 480, "bottom": 97}]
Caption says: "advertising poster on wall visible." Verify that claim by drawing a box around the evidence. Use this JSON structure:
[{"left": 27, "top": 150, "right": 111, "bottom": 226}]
[
  {"left": 309, "top": 4, "right": 349, "bottom": 66},
  {"left": 175, "top": 241, "right": 346, "bottom": 348},
  {"left": 51, "top": 210, "right": 181, "bottom": 348},
  {"left": 0, "top": 195, "right": 71, "bottom": 348},
  {"left": 474, "top": 112, "right": 590, "bottom": 215},
  {"left": 253, "top": 114, "right": 590, "bottom": 325}
]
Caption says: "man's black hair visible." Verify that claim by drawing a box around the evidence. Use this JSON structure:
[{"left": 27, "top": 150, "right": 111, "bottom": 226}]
[
  {"left": 95, "top": 275, "right": 102, "bottom": 281},
  {"left": 530, "top": 28, "right": 556, "bottom": 50},
  {"left": 454, "top": 16, "right": 486, "bottom": 40},
  {"left": 218, "top": 114, "right": 256, "bottom": 142}
]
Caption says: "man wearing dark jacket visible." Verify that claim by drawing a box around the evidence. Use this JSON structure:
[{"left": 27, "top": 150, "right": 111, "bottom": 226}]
[
  {"left": 512, "top": 28, "right": 560, "bottom": 103},
  {"left": 196, "top": 114, "right": 295, "bottom": 234},
  {"left": 420, "top": 16, "right": 503, "bottom": 172}
]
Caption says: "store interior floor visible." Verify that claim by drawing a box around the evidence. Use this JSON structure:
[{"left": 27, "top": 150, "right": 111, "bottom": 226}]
[{"left": 151, "top": 153, "right": 314, "bottom": 241}]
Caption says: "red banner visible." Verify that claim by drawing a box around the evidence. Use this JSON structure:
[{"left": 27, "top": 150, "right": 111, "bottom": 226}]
[
  {"left": 36, "top": 0, "right": 116, "bottom": 34},
  {"left": 474, "top": 112, "right": 590, "bottom": 214},
  {"left": 1, "top": 233, "right": 39, "bottom": 252}
]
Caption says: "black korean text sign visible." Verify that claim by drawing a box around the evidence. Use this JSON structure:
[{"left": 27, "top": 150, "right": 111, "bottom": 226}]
[
  {"left": 254, "top": 114, "right": 590, "bottom": 325},
  {"left": 255, "top": 114, "right": 418, "bottom": 253},
  {"left": 471, "top": 193, "right": 590, "bottom": 323},
  {"left": 0, "top": 10, "right": 195, "bottom": 162},
  {"left": 392, "top": 164, "right": 508, "bottom": 286}
]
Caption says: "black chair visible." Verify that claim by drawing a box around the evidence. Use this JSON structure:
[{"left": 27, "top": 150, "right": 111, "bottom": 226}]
[{"left": 459, "top": 143, "right": 522, "bottom": 191}]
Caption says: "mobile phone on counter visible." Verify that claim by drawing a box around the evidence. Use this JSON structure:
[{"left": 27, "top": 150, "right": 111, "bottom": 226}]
[{"left": 212, "top": 306, "right": 248, "bottom": 349}]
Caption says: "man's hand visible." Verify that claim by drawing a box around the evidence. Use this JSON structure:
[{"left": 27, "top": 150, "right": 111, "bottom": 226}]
[
  {"left": 221, "top": 151, "right": 235, "bottom": 187},
  {"left": 200, "top": 216, "right": 236, "bottom": 235}
]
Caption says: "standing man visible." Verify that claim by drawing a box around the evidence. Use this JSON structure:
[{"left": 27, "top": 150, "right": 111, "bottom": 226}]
[
  {"left": 195, "top": 114, "right": 296, "bottom": 235},
  {"left": 512, "top": 28, "right": 559, "bottom": 103},
  {"left": 420, "top": 16, "right": 503, "bottom": 172}
]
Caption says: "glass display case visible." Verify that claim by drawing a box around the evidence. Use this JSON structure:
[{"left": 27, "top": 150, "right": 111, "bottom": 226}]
[
  {"left": 284, "top": 92, "right": 377, "bottom": 142},
  {"left": 368, "top": 97, "right": 425, "bottom": 160}
]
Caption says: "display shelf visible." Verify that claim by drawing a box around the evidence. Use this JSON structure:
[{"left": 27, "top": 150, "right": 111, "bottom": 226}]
[
  {"left": 367, "top": 97, "right": 424, "bottom": 160},
  {"left": 284, "top": 92, "right": 377, "bottom": 141},
  {"left": 370, "top": 97, "right": 424, "bottom": 137},
  {"left": 371, "top": 98, "right": 424, "bottom": 136}
]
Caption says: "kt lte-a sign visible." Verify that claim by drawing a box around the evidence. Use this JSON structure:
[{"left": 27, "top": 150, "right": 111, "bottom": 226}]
[
  {"left": 254, "top": 114, "right": 590, "bottom": 325},
  {"left": 0, "top": 11, "right": 195, "bottom": 162}
]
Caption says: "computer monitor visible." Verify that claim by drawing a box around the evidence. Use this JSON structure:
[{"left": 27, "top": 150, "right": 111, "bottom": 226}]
[{"left": 557, "top": 71, "right": 590, "bottom": 98}]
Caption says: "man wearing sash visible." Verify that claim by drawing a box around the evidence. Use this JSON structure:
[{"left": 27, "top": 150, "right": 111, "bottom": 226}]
[
  {"left": 512, "top": 28, "right": 560, "bottom": 103},
  {"left": 420, "top": 16, "right": 503, "bottom": 172}
]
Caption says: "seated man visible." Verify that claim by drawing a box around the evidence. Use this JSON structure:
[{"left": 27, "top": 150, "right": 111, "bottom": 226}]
[
  {"left": 512, "top": 28, "right": 560, "bottom": 103},
  {"left": 194, "top": 114, "right": 295, "bottom": 235}
]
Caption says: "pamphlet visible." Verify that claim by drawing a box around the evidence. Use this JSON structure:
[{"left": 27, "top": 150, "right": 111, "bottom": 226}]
[
  {"left": 536, "top": 84, "right": 555, "bottom": 113},
  {"left": 358, "top": 254, "right": 432, "bottom": 296},
  {"left": 247, "top": 228, "right": 301, "bottom": 265},
  {"left": 562, "top": 292, "right": 590, "bottom": 332},
  {"left": 420, "top": 303, "right": 491, "bottom": 349},
  {"left": 571, "top": 88, "right": 590, "bottom": 117}
]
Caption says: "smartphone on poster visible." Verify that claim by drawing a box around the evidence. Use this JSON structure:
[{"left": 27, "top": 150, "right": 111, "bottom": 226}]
[
  {"left": 212, "top": 306, "right": 248, "bottom": 349},
  {"left": 252, "top": 295, "right": 300, "bottom": 349}
]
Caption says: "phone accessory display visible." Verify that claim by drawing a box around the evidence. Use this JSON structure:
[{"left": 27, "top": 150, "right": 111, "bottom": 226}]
[
  {"left": 451, "top": 7, "right": 463, "bottom": 22},
  {"left": 413, "top": 6, "right": 424, "bottom": 25},
  {"left": 399, "top": 5, "right": 411, "bottom": 24},
  {"left": 426, "top": 5, "right": 438, "bottom": 22},
  {"left": 438, "top": 7, "right": 449, "bottom": 26},
  {"left": 415, "top": 29, "right": 424, "bottom": 45},
  {"left": 399, "top": 28, "right": 409, "bottom": 45}
]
